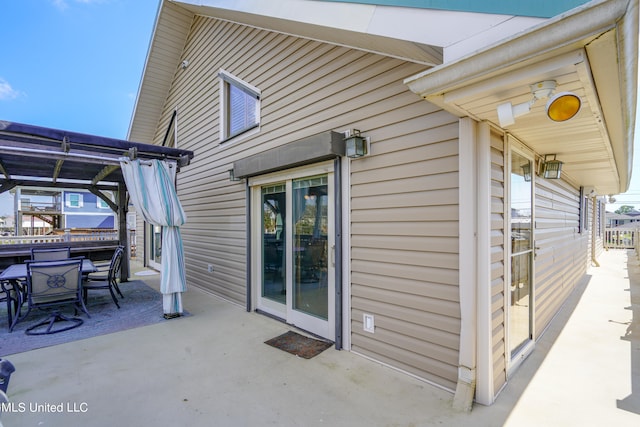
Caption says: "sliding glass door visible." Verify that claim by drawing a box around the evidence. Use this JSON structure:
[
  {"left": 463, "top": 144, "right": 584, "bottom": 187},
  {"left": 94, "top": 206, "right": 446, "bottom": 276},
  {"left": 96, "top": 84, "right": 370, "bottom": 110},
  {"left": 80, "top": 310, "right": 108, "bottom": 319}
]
[{"left": 253, "top": 164, "right": 335, "bottom": 340}]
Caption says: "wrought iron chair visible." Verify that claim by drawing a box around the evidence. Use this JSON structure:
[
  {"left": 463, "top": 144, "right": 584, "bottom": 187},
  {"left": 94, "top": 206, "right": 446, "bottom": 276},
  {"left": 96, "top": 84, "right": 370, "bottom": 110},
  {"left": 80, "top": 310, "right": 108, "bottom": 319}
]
[
  {"left": 31, "top": 247, "right": 71, "bottom": 261},
  {"left": 83, "top": 246, "right": 124, "bottom": 308},
  {"left": 0, "top": 282, "right": 19, "bottom": 331},
  {"left": 10, "top": 258, "right": 90, "bottom": 335},
  {"left": 22, "top": 249, "right": 72, "bottom": 313}
]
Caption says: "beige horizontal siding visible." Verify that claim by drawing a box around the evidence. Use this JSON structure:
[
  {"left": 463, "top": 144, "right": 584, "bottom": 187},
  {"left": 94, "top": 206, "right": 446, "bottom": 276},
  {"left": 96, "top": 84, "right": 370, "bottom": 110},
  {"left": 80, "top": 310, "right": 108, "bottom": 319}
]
[
  {"left": 534, "top": 176, "right": 589, "bottom": 338},
  {"left": 490, "top": 129, "right": 507, "bottom": 395},
  {"left": 150, "top": 13, "right": 462, "bottom": 389},
  {"left": 349, "top": 101, "right": 460, "bottom": 390}
]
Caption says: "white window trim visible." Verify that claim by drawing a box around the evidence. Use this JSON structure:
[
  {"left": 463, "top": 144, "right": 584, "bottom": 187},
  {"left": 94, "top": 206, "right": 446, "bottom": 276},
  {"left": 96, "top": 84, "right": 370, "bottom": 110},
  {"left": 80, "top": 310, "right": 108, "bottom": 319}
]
[
  {"left": 97, "top": 198, "right": 110, "bottom": 209},
  {"left": 218, "top": 69, "right": 261, "bottom": 144},
  {"left": 66, "top": 193, "right": 84, "bottom": 208}
]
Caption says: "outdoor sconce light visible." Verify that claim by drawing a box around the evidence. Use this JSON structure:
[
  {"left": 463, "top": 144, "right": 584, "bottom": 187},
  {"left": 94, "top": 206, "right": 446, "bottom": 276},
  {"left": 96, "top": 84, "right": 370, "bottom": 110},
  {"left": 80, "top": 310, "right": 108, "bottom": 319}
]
[
  {"left": 344, "top": 129, "right": 368, "bottom": 158},
  {"left": 497, "top": 80, "right": 581, "bottom": 127},
  {"left": 542, "top": 154, "right": 563, "bottom": 179},
  {"left": 228, "top": 169, "right": 241, "bottom": 182},
  {"left": 521, "top": 162, "right": 532, "bottom": 182}
]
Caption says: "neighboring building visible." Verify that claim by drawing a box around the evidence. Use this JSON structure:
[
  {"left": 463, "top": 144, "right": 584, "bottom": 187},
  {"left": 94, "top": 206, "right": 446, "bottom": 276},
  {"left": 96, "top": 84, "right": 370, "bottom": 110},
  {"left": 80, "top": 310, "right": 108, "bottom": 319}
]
[
  {"left": 606, "top": 211, "right": 640, "bottom": 229},
  {"left": 62, "top": 190, "right": 116, "bottom": 229},
  {"left": 128, "top": 0, "right": 638, "bottom": 407},
  {"left": 11, "top": 186, "right": 116, "bottom": 235}
]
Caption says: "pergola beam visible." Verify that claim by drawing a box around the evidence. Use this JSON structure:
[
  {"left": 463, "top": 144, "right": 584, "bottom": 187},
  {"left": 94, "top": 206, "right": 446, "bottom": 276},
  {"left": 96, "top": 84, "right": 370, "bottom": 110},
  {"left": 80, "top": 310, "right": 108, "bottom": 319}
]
[
  {"left": 0, "top": 159, "right": 10, "bottom": 180},
  {"left": 0, "top": 179, "right": 118, "bottom": 192},
  {"left": 92, "top": 165, "right": 120, "bottom": 185},
  {"left": 88, "top": 187, "right": 119, "bottom": 212},
  {"left": 0, "top": 180, "right": 17, "bottom": 195},
  {"left": 53, "top": 159, "right": 64, "bottom": 183}
]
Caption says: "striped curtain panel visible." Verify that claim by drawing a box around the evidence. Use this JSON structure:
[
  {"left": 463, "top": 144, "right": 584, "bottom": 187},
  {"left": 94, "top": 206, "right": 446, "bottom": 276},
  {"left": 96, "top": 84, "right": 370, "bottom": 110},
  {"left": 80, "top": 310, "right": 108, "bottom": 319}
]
[{"left": 120, "top": 158, "right": 187, "bottom": 316}]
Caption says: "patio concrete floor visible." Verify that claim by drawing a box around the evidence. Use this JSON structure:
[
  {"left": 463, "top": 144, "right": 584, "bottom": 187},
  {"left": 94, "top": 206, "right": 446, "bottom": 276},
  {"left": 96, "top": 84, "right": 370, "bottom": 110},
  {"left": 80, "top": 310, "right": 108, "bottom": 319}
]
[{"left": 1, "top": 249, "right": 639, "bottom": 426}]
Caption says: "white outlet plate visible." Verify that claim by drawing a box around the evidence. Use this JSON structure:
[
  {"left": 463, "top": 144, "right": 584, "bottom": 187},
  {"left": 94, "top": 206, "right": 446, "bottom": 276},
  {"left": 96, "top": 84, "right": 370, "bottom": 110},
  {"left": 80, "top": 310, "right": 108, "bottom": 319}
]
[{"left": 363, "top": 313, "right": 375, "bottom": 333}]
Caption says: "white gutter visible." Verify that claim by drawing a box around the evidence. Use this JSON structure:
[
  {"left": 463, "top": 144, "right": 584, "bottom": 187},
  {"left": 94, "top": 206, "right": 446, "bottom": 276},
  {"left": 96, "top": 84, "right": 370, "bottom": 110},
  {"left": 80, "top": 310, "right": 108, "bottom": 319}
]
[
  {"left": 474, "top": 121, "right": 494, "bottom": 406},
  {"left": 453, "top": 118, "right": 478, "bottom": 410},
  {"left": 404, "top": 0, "right": 628, "bottom": 97},
  {"left": 618, "top": 0, "right": 639, "bottom": 193}
]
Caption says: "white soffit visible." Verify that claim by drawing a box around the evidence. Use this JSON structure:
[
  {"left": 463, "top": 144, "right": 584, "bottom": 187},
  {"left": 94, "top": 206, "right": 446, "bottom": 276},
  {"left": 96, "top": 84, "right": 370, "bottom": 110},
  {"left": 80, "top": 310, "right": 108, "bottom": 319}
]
[
  {"left": 404, "top": 0, "right": 638, "bottom": 195},
  {"left": 365, "top": 6, "right": 544, "bottom": 61}
]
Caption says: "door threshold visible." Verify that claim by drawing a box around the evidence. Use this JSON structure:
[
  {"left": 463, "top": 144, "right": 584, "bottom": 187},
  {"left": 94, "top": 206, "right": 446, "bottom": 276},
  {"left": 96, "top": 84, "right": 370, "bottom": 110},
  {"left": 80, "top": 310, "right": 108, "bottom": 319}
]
[
  {"left": 255, "top": 308, "right": 285, "bottom": 323},
  {"left": 254, "top": 309, "right": 334, "bottom": 344}
]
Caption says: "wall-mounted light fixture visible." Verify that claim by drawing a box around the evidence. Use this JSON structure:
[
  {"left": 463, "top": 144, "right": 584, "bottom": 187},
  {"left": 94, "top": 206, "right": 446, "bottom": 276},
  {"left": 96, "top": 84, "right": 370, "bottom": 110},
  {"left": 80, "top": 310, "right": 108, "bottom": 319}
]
[
  {"left": 228, "top": 169, "right": 241, "bottom": 181},
  {"left": 497, "top": 80, "right": 581, "bottom": 127},
  {"left": 542, "top": 154, "right": 563, "bottom": 179},
  {"left": 344, "top": 129, "right": 368, "bottom": 158}
]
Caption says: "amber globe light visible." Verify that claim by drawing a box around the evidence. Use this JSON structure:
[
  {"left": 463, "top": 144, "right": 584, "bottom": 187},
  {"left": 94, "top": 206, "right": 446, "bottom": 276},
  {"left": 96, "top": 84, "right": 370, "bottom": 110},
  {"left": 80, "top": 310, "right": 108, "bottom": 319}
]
[{"left": 546, "top": 92, "right": 581, "bottom": 122}]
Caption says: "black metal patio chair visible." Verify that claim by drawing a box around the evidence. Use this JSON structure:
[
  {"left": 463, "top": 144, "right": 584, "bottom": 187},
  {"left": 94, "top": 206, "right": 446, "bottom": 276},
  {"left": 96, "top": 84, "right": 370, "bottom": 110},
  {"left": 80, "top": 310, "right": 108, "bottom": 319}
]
[
  {"left": 0, "top": 282, "right": 19, "bottom": 331},
  {"left": 10, "top": 258, "right": 90, "bottom": 335},
  {"left": 31, "top": 247, "right": 71, "bottom": 261},
  {"left": 82, "top": 246, "right": 124, "bottom": 309}
]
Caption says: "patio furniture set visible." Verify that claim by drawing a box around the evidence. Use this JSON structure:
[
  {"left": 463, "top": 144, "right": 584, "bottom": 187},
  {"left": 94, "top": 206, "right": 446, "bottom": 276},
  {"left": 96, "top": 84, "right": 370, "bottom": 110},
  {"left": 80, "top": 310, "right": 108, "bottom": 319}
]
[{"left": 0, "top": 245, "right": 124, "bottom": 334}]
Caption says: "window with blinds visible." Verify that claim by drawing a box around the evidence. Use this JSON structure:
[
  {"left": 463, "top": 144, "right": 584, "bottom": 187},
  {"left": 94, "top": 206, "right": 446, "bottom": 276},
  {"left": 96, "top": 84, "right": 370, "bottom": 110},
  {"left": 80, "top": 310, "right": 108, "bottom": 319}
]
[{"left": 219, "top": 71, "right": 260, "bottom": 142}]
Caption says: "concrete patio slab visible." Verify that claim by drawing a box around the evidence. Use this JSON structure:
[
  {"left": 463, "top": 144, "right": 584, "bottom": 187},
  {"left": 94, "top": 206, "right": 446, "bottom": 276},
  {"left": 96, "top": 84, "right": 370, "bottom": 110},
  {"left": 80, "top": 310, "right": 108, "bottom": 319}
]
[{"left": 1, "top": 249, "right": 638, "bottom": 426}]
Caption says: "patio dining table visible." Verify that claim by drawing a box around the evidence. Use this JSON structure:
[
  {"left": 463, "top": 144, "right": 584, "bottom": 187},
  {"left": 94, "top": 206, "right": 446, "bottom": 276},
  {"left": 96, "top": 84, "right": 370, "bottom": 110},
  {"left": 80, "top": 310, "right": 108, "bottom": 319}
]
[{"left": 0, "top": 259, "right": 97, "bottom": 331}]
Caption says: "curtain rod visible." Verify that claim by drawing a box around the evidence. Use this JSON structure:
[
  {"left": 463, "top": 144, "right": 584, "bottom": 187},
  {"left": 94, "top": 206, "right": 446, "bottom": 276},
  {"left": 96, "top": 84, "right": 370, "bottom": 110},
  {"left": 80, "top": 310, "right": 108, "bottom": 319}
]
[
  {"left": 0, "top": 145, "right": 122, "bottom": 165},
  {"left": 0, "top": 145, "right": 178, "bottom": 166}
]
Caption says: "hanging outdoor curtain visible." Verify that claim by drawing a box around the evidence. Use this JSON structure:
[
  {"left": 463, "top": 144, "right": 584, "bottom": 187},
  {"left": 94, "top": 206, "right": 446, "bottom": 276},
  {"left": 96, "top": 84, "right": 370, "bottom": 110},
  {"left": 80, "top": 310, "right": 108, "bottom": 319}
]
[{"left": 120, "top": 158, "right": 187, "bottom": 317}]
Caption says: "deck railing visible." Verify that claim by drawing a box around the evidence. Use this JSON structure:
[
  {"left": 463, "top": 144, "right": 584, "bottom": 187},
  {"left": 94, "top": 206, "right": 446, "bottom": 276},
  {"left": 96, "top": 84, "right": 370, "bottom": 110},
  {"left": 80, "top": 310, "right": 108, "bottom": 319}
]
[
  {"left": 0, "top": 229, "right": 118, "bottom": 245},
  {"left": 604, "top": 228, "right": 639, "bottom": 249}
]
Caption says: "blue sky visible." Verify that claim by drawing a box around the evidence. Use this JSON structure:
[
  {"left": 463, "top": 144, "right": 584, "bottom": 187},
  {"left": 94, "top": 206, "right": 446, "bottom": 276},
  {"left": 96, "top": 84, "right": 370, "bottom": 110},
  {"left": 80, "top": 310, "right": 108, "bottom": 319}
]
[
  {"left": 0, "top": 0, "right": 159, "bottom": 215},
  {"left": 0, "top": 0, "right": 158, "bottom": 137},
  {"left": 0, "top": 0, "right": 638, "bottom": 216}
]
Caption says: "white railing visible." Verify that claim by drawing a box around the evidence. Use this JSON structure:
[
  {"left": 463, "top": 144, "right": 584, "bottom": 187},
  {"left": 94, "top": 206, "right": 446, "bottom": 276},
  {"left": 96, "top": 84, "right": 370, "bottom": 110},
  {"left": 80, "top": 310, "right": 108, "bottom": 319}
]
[
  {"left": 604, "top": 228, "right": 639, "bottom": 249},
  {"left": 0, "top": 230, "right": 118, "bottom": 245},
  {"left": 0, "top": 235, "right": 67, "bottom": 245}
]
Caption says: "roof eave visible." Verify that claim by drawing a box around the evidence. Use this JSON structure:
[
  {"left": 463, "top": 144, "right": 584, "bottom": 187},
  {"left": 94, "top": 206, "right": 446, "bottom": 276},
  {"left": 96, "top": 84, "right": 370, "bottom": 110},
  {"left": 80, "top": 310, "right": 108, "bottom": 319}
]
[
  {"left": 405, "top": 0, "right": 638, "bottom": 194},
  {"left": 127, "top": 1, "right": 194, "bottom": 145}
]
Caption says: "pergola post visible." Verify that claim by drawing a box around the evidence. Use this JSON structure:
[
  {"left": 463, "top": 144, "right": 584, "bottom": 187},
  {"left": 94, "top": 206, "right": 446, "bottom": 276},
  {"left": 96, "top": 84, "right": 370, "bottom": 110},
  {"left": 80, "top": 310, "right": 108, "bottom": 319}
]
[{"left": 118, "top": 182, "right": 130, "bottom": 282}]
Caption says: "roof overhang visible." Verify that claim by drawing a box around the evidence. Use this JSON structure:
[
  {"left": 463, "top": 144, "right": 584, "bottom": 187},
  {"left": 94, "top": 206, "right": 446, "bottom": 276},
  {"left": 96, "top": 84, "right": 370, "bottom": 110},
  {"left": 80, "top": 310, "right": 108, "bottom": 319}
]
[
  {"left": 129, "top": 0, "right": 552, "bottom": 148},
  {"left": 405, "top": 0, "right": 638, "bottom": 195},
  {"left": 129, "top": 0, "right": 445, "bottom": 145},
  {"left": 0, "top": 121, "right": 194, "bottom": 192},
  {"left": 172, "top": 0, "right": 443, "bottom": 66}
]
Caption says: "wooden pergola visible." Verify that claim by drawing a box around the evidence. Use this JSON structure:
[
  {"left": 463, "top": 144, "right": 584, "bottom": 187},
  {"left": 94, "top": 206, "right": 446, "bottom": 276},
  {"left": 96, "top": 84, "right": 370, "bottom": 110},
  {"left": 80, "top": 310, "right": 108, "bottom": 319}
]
[{"left": 0, "top": 120, "right": 194, "bottom": 279}]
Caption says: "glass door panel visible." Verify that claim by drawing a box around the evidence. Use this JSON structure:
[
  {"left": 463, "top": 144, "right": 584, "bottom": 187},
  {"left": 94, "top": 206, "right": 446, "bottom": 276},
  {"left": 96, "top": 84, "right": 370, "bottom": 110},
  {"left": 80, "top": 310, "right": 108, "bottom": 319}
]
[
  {"left": 509, "top": 150, "right": 533, "bottom": 358},
  {"left": 510, "top": 252, "right": 532, "bottom": 354},
  {"left": 292, "top": 175, "right": 329, "bottom": 320},
  {"left": 262, "top": 184, "right": 286, "bottom": 304},
  {"left": 149, "top": 224, "right": 162, "bottom": 269}
]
